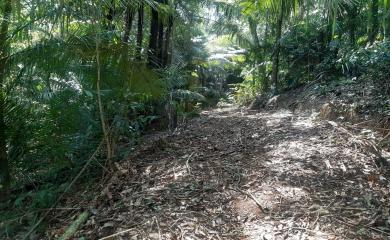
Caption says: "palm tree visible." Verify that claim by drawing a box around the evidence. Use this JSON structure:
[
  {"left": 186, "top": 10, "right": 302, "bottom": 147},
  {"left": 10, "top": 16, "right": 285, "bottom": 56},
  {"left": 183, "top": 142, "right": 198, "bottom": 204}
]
[
  {"left": 211, "top": 1, "right": 273, "bottom": 92},
  {"left": 148, "top": 0, "right": 176, "bottom": 67}
]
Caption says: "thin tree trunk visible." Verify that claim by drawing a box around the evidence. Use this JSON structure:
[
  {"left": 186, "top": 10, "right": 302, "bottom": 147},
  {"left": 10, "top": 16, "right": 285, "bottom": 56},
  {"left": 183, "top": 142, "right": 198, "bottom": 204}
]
[
  {"left": 60, "top": 0, "right": 65, "bottom": 37},
  {"left": 0, "top": 0, "right": 12, "bottom": 200},
  {"left": 156, "top": 0, "right": 167, "bottom": 67},
  {"left": 136, "top": 3, "right": 144, "bottom": 59},
  {"left": 324, "top": 9, "right": 334, "bottom": 45},
  {"left": 384, "top": 4, "right": 390, "bottom": 41},
  {"left": 262, "top": 11, "right": 270, "bottom": 91},
  {"left": 248, "top": 17, "right": 261, "bottom": 93},
  {"left": 248, "top": 17, "right": 260, "bottom": 49},
  {"left": 96, "top": 28, "right": 113, "bottom": 169},
  {"left": 162, "top": 16, "right": 173, "bottom": 66},
  {"left": 271, "top": 1, "right": 284, "bottom": 94},
  {"left": 156, "top": 18, "right": 164, "bottom": 67},
  {"left": 148, "top": 2, "right": 159, "bottom": 67},
  {"left": 348, "top": 5, "right": 357, "bottom": 46},
  {"left": 122, "top": 5, "right": 134, "bottom": 43},
  {"left": 106, "top": 0, "right": 115, "bottom": 30},
  {"left": 368, "top": 0, "right": 379, "bottom": 44}
]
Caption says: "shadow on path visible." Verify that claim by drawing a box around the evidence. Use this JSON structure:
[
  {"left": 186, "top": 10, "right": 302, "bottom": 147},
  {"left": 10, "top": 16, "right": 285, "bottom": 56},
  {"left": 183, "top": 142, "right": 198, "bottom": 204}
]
[{"left": 80, "top": 105, "right": 390, "bottom": 239}]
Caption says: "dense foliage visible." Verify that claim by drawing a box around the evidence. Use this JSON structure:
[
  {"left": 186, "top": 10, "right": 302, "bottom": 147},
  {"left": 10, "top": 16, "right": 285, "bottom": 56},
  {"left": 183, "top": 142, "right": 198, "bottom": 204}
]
[
  {"left": 208, "top": 0, "right": 390, "bottom": 104},
  {"left": 0, "top": 0, "right": 215, "bottom": 236},
  {"left": 0, "top": 0, "right": 389, "bottom": 238}
]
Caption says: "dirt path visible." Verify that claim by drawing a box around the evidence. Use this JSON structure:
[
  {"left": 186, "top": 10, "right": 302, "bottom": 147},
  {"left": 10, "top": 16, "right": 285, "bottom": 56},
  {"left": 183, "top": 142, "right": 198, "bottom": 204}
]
[{"left": 80, "top": 105, "right": 390, "bottom": 240}]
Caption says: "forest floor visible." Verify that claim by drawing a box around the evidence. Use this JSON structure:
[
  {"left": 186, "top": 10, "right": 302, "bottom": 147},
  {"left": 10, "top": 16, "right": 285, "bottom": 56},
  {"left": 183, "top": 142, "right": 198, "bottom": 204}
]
[{"left": 50, "top": 102, "right": 390, "bottom": 240}]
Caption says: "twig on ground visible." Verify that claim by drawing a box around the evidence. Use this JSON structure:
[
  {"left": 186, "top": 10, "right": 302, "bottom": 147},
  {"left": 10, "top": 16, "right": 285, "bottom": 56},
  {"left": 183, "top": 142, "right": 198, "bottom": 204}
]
[
  {"left": 380, "top": 131, "right": 390, "bottom": 144},
  {"left": 310, "top": 212, "right": 320, "bottom": 228},
  {"left": 355, "top": 120, "right": 374, "bottom": 126},
  {"left": 330, "top": 206, "right": 369, "bottom": 211},
  {"left": 287, "top": 227, "right": 331, "bottom": 236},
  {"left": 98, "top": 228, "right": 135, "bottom": 240},
  {"left": 170, "top": 218, "right": 183, "bottom": 228},
  {"left": 186, "top": 153, "right": 195, "bottom": 175},
  {"left": 155, "top": 216, "right": 162, "bottom": 240},
  {"left": 229, "top": 188, "right": 265, "bottom": 213}
]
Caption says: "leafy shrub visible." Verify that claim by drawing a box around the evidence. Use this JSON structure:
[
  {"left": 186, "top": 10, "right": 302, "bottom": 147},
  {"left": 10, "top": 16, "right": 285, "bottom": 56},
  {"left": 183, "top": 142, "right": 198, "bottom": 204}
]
[
  {"left": 336, "top": 42, "right": 390, "bottom": 94},
  {"left": 281, "top": 21, "right": 328, "bottom": 88}
]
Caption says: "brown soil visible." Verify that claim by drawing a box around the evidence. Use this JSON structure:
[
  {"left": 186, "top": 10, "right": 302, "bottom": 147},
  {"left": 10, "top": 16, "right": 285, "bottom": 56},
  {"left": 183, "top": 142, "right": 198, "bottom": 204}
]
[{"left": 51, "top": 104, "right": 390, "bottom": 240}]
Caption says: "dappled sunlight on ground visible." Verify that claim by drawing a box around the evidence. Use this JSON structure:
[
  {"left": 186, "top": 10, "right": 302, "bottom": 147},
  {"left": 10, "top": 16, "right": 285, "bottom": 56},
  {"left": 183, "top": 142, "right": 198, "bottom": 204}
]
[{"left": 62, "top": 106, "right": 390, "bottom": 239}]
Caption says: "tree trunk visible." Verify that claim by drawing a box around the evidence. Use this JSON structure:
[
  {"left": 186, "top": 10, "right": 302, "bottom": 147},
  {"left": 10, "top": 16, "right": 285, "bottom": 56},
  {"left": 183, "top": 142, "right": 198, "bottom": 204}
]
[
  {"left": 122, "top": 5, "right": 134, "bottom": 43},
  {"left": 248, "top": 17, "right": 260, "bottom": 49},
  {"left": 368, "top": 0, "right": 379, "bottom": 44},
  {"left": 271, "top": 1, "right": 284, "bottom": 94},
  {"left": 96, "top": 31, "right": 113, "bottom": 169},
  {"left": 0, "top": 0, "right": 12, "bottom": 200},
  {"left": 156, "top": 0, "right": 168, "bottom": 67},
  {"left": 384, "top": 4, "right": 390, "bottom": 41},
  {"left": 323, "top": 9, "right": 334, "bottom": 45},
  {"left": 156, "top": 23, "right": 164, "bottom": 66},
  {"left": 106, "top": 0, "right": 115, "bottom": 30},
  {"left": 148, "top": 1, "right": 160, "bottom": 67},
  {"left": 156, "top": 19, "right": 165, "bottom": 67},
  {"left": 262, "top": 11, "right": 270, "bottom": 92},
  {"left": 348, "top": 5, "right": 357, "bottom": 46},
  {"left": 248, "top": 17, "right": 261, "bottom": 92},
  {"left": 136, "top": 3, "right": 144, "bottom": 59},
  {"left": 162, "top": 16, "right": 173, "bottom": 66}
]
